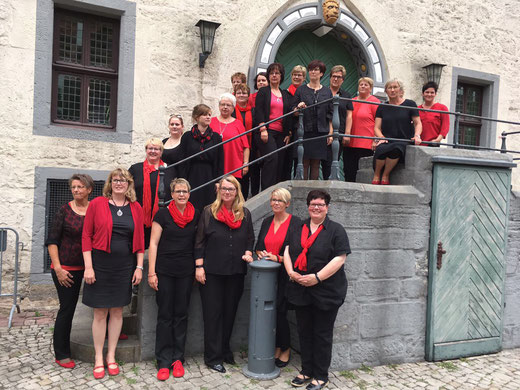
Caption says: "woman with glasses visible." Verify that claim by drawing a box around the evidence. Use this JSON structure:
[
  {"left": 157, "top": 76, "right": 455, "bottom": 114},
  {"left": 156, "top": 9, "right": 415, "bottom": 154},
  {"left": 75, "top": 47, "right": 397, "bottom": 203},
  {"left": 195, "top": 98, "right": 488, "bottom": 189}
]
[
  {"left": 194, "top": 175, "right": 254, "bottom": 373},
  {"left": 46, "top": 173, "right": 94, "bottom": 370},
  {"left": 255, "top": 188, "right": 301, "bottom": 368},
  {"left": 254, "top": 62, "right": 295, "bottom": 190},
  {"left": 293, "top": 60, "right": 334, "bottom": 180},
  {"left": 82, "top": 168, "right": 145, "bottom": 379},
  {"left": 148, "top": 178, "right": 200, "bottom": 381},
  {"left": 284, "top": 190, "right": 350, "bottom": 390},
  {"left": 163, "top": 114, "right": 185, "bottom": 166}
]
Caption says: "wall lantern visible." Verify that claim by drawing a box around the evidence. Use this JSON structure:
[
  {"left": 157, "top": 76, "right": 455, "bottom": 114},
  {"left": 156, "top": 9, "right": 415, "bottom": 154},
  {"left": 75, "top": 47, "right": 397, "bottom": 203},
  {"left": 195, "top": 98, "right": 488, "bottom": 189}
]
[
  {"left": 195, "top": 19, "right": 221, "bottom": 68},
  {"left": 423, "top": 63, "right": 446, "bottom": 86}
]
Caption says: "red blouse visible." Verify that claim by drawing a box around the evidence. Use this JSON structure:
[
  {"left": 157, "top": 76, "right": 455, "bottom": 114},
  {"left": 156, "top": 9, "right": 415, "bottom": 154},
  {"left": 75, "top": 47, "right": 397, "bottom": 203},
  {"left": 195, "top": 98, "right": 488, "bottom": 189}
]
[{"left": 264, "top": 215, "right": 292, "bottom": 256}]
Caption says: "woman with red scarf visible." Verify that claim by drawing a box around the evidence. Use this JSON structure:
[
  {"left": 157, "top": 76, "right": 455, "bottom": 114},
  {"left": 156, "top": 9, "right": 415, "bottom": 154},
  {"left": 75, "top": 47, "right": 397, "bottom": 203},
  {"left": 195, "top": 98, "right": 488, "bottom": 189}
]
[
  {"left": 255, "top": 188, "right": 301, "bottom": 368},
  {"left": 128, "top": 138, "right": 167, "bottom": 248},
  {"left": 148, "top": 178, "right": 200, "bottom": 381},
  {"left": 233, "top": 84, "right": 254, "bottom": 199},
  {"left": 194, "top": 175, "right": 254, "bottom": 374},
  {"left": 284, "top": 190, "right": 350, "bottom": 390}
]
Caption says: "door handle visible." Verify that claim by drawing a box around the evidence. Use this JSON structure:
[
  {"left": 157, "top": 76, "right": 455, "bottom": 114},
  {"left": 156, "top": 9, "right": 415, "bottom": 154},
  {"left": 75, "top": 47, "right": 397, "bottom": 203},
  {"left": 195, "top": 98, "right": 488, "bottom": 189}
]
[{"left": 437, "top": 241, "right": 446, "bottom": 270}]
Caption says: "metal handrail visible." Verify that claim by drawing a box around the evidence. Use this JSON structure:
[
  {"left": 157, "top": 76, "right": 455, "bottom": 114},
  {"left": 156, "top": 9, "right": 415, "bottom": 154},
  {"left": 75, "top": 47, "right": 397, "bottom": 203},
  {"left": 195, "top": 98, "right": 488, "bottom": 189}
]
[{"left": 0, "top": 227, "right": 22, "bottom": 328}]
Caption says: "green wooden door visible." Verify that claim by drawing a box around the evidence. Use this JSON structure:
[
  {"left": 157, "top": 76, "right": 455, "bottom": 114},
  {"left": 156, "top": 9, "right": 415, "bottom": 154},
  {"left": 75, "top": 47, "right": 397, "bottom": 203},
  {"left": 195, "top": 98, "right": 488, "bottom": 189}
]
[
  {"left": 426, "top": 161, "right": 511, "bottom": 361},
  {"left": 275, "top": 30, "right": 358, "bottom": 94}
]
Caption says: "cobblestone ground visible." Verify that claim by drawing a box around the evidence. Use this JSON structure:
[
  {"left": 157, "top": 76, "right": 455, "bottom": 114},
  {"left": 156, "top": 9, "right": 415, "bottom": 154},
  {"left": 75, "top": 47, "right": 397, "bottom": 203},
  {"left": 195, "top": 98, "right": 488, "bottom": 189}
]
[{"left": 1, "top": 311, "right": 520, "bottom": 389}]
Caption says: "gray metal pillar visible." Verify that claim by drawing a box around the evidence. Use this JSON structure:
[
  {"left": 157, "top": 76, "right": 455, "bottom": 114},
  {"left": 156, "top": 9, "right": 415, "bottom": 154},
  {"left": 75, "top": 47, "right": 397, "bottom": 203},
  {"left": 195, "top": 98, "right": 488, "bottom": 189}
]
[{"left": 242, "top": 259, "right": 281, "bottom": 380}]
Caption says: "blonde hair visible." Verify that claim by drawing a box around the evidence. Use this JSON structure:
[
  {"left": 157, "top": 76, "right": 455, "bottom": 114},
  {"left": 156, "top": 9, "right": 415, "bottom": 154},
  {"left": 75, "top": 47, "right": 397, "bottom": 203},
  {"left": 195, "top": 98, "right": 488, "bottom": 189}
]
[
  {"left": 330, "top": 65, "right": 346, "bottom": 78},
  {"left": 384, "top": 78, "right": 404, "bottom": 93},
  {"left": 270, "top": 187, "right": 291, "bottom": 204},
  {"left": 170, "top": 177, "right": 191, "bottom": 193},
  {"left": 291, "top": 65, "right": 307, "bottom": 78},
  {"left": 102, "top": 168, "right": 137, "bottom": 202},
  {"left": 210, "top": 175, "right": 245, "bottom": 221},
  {"left": 358, "top": 77, "right": 374, "bottom": 89},
  {"left": 145, "top": 138, "right": 164, "bottom": 151}
]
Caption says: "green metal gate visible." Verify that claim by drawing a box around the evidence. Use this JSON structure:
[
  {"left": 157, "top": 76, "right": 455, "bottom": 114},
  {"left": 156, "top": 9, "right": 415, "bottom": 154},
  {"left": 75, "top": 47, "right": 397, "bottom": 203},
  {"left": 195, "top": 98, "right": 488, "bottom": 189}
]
[{"left": 426, "top": 156, "right": 514, "bottom": 361}]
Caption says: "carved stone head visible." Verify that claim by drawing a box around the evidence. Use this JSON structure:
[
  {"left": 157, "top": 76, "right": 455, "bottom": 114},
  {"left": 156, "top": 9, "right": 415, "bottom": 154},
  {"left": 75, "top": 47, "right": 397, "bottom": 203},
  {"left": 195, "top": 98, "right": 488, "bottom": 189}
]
[{"left": 322, "top": 0, "right": 340, "bottom": 25}]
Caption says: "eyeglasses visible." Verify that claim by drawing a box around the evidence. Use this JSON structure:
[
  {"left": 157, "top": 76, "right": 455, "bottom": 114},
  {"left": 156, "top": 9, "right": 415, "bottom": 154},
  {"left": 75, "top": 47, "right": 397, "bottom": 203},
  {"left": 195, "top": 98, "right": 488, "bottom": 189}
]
[
  {"left": 174, "top": 190, "right": 189, "bottom": 194},
  {"left": 112, "top": 179, "right": 128, "bottom": 184},
  {"left": 331, "top": 75, "right": 344, "bottom": 80},
  {"left": 308, "top": 203, "right": 327, "bottom": 209},
  {"left": 219, "top": 103, "right": 234, "bottom": 108},
  {"left": 146, "top": 147, "right": 162, "bottom": 151},
  {"left": 270, "top": 198, "right": 286, "bottom": 204},
  {"left": 220, "top": 187, "right": 237, "bottom": 193}
]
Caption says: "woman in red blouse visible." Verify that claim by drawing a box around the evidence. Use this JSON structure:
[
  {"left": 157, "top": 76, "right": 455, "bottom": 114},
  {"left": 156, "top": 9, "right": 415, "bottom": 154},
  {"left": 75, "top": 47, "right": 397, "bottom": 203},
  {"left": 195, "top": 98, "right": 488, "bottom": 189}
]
[
  {"left": 46, "top": 173, "right": 94, "bottom": 369},
  {"left": 418, "top": 81, "right": 450, "bottom": 145},
  {"left": 255, "top": 188, "right": 301, "bottom": 368},
  {"left": 82, "top": 168, "right": 145, "bottom": 379}
]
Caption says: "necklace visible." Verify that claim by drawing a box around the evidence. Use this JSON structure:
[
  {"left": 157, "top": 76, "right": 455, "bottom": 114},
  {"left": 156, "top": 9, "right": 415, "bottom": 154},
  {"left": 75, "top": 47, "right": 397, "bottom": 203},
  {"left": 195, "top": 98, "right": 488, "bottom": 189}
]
[
  {"left": 112, "top": 197, "right": 126, "bottom": 217},
  {"left": 218, "top": 120, "right": 229, "bottom": 137}
]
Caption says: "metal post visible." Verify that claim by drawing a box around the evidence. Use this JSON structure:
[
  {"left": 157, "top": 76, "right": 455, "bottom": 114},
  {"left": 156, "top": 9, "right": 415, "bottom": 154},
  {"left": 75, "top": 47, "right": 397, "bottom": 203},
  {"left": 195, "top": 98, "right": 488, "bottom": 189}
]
[
  {"left": 158, "top": 165, "right": 165, "bottom": 207},
  {"left": 330, "top": 95, "right": 341, "bottom": 181},
  {"left": 294, "top": 111, "right": 305, "bottom": 180},
  {"left": 500, "top": 131, "right": 507, "bottom": 154},
  {"left": 243, "top": 259, "right": 281, "bottom": 380},
  {"left": 453, "top": 113, "right": 460, "bottom": 148}
]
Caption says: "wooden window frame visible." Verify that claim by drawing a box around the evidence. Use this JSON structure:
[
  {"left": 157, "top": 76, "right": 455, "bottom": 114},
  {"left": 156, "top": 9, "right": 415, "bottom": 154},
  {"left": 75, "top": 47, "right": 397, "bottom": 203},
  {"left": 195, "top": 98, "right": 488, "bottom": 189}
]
[
  {"left": 51, "top": 9, "right": 120, "bottom": 130},
  {"left": 456, "top": 83, "right": 484, "bottom": 146}
]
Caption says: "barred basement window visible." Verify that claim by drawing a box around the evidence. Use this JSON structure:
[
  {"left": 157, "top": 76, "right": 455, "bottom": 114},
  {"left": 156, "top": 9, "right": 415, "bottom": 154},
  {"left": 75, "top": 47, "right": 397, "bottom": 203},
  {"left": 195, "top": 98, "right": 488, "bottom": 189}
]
[
  {"left": 43, "top": 178, "right": 104, "bottom": 272},
  {"left": 51, "top": 9, "right": 119, "bottom": 129}
]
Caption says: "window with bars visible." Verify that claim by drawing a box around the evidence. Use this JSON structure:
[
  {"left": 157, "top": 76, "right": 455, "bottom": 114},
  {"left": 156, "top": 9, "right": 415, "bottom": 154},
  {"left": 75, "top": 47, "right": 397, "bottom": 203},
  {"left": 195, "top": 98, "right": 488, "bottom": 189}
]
[
  {"left": 43, "top": 178, "right": 104, "bottom": 272},
  {"left": 51, "top": 9, "right": 119, "bottom": 129},
  {"left": 455, "top": 83, "right": 483, "bottom": 146}
]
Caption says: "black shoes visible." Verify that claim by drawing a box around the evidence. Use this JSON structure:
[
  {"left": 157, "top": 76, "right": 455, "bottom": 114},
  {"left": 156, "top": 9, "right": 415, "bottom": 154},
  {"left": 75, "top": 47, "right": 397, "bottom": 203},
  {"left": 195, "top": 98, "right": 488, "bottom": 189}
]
[
  {"left": 224, "top": 355, "right": 236, "bottom": 365},
  {"left": 206, "top": 363, "right": 226, "bottom": 373},
  {"left": 291, "top": 375, "right": 311, "bottom": 387},
  {"left": 306, "top": 380, "right": 329, "bottom": 390}
]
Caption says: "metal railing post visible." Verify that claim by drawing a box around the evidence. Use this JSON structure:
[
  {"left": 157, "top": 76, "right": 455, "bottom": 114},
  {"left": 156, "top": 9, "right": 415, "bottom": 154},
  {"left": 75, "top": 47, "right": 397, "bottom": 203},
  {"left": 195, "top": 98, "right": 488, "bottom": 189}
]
[
  {"left": 330, "top": 95, "right": 341, "bottom": 181},
  {"left": 453, "top": 113, "right": 460, "bottom": 148},
  {"left": 158, "top": 165, "right": 165, "bottom": 207},
  {"left": 294, "top": 110, "right": 305, "bottom": 180},
  {"left": 500, "top": 131, "right": 507, "bottom": 153}
]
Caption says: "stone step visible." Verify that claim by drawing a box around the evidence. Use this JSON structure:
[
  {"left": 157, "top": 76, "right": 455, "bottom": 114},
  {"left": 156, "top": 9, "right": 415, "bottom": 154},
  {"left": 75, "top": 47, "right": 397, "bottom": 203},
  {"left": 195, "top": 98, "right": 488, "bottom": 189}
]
[{"left": 70, "top": 327, "right": 141, "bottom": 363}]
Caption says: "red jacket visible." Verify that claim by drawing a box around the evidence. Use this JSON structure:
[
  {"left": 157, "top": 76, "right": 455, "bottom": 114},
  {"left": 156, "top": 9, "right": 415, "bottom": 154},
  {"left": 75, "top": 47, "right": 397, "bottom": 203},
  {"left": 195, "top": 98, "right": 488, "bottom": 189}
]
[{"left": 82, "top": 196, "right": 145, "bottom": 254}]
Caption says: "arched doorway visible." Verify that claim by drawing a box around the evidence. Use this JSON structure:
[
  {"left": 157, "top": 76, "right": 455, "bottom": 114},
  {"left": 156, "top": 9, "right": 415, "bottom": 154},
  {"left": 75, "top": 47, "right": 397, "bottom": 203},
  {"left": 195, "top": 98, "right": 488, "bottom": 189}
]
[{"left": 275, "top": 30, "right": 358, "bottom": 94}]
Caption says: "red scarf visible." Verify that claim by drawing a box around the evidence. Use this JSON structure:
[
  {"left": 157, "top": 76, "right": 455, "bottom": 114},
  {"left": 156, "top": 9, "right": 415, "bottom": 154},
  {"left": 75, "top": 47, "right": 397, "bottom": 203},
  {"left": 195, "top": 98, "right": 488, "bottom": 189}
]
[
  {"left": 142, "top": 159, "right": 164, "bottom": 228},
  {"left": 294, "top": 224, "right": 324, "bottom": 271},
  {"left": 288, "top": 84, "right": 298, "bottom": 96},
  {"left": 168, "top": 201, "right": 195, "bottom": 228},
  {"left": 216, "top": 207, "right": 242, "bottom": 229},
  {"left": 235, "top": 104, "right": 253, "bottom": 144}
]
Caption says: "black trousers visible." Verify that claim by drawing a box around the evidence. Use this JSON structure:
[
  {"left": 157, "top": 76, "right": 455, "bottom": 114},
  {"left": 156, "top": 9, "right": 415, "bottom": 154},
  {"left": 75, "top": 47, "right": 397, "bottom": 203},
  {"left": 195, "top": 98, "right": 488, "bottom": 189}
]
[
  {"left": 276, "top": 304, "right": 291, "bottom": 351},
  {"left": 343, "top": 147, "right": 373, "bottom": 182},
  {"left": 295, "top": 304, "right": 340, "bottom": 382},
  {"left": 254, "top": 130, "right": 285, "bottom": 191},
  {"left": 51, "top": 269, "right": 83, "bottom": 360},
  {"left": 155, "top": 273, "right": 193, "bottom": 368},
  {"left": 199, "top": 273, "right": 244, "bottom": 365}
]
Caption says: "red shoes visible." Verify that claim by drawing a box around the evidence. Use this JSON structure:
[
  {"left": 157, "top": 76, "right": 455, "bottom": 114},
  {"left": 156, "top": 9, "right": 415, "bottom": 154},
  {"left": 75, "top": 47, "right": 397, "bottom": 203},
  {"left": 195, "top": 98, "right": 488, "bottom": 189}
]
[
  {"left": 381, "top": 180, "right": 390, "bottom": 185},
  {"left": 55, "top": 359, "right": 75, "bottom": 369},
  {"left": 93, "top": 365, "right": 105, "bottom": 379},
  {"left": 172, "top": 360, "right": 185, "bottom": 378},
  {"left": 157, "top": 368, "right": 170, "bottom": 381},
  {"left": 107, "top": 361, "right": 120, "bottom": 376},
  {"left": 371, "top": 179, "right": 381, "bottom": 185}
]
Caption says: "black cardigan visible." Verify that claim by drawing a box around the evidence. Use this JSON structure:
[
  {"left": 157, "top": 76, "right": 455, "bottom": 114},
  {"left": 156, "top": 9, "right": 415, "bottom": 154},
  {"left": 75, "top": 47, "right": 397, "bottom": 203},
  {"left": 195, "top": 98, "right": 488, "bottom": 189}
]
[{"left": 253, "top": 86, "right": 295, "bottom": 137}]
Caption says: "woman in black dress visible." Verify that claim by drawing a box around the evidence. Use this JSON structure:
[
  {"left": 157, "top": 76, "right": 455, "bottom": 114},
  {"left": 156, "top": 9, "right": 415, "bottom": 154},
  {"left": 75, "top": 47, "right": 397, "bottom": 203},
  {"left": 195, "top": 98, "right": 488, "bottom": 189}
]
[
  {"left": 82, "top": 168, "right": 145, "bottom": 379},
  {"left": 293, "top": 60, "right": 333, "bottom": 180},
  {"left": 178, "top": 104, "right": 224, "bottom": 211},
  {"left": 284, "top": 190, "right": 350, "bottom": 390},
  {"left": 148, "top": 178, "right": 200, "bottom": 381},
  {"left": 162, "top": 114, "right": 185, "bottom": 166},
  {"left": 195, "top": 175, "right": 254, "bottom": 373},
  {"left": 46, "top": 173, "right": 94, "bottom": 369},
  {"left": 372, "top": 79, "right": 422, "bottom": 184},
  {"left": 255, "top": 187, "right": 300, "bottom": 367}
]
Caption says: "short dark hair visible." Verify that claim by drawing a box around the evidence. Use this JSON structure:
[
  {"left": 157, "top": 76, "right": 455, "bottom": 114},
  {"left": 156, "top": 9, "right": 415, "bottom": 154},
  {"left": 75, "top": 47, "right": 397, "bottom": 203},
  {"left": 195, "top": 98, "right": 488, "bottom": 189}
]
[
  {"left": 306, "top": 189, "right": 331, "bottom": 206},
  {"left": 231, "top": 72, "right": 246, "bottom": 83},
  {"left": 69, "top": 173, "right": 94, "bottom": 190},
  {"left": 307, "top": 60, "right": 326, "bottom": 74},
  {"left": 254, "top": 72, "right": 268, "bottom": 90},
  {"left": 267, "top": 62, "right": 285, "bottom": 83},
  {"left": 422, "top": 81, "right": 438, "bottom": 93}
]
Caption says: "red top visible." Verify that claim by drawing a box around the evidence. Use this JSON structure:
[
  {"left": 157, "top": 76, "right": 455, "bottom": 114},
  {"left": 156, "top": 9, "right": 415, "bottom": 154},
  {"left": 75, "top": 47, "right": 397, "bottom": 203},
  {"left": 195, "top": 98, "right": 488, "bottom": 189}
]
[
  {"left": 82, "top": 196, "right": 145, "bottom": 254},
  {"left": 210, "top": 117, "right": 250, "bottom": 179},
  {"left": 248, "top": 92, "right": 258, "bottom": 108},
  {"left": 350, "top": 95, "right": 379, "bottom": 149},
  {"left": 264, "top": 215, "right": 292, "bottom": 256},
  {"left": 418, "top": 102, "right": 450, "bottom": 142},
  {"left": 269, "top": 92, "right": 284, "bottom": 132}
]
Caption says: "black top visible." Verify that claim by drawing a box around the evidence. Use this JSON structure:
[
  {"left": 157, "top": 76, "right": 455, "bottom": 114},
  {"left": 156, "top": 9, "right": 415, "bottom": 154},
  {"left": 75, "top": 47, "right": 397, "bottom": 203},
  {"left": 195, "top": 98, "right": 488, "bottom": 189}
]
[
  {"left": 153, "top": 207, "right": 200, "bottom": 277},
  {"left": 45, "top": 203, "right": 85, "bottom": 267},
  {"left": 254, "top": 214, "right": 302, "bottom": 255},
  {"left": 375, "top": 99, "right": 419, "bottom": 140},
  {"left": 254, "top": 86, "right": 295, "bottom": 137},
  {"left": 162, "top": 137, "right": 183, "bottom": 167},
  {"left": 286, "top": 216, "right": 351, "bottom": 310},
  {"left": 335, "top": 88, "right": 354, "bottom": 134},
  {"left": 108, "top": 203, "right": 134, "bottom": 255},
  {"left": 293, "top": 85, "right": 333, "bottom": 134},
  {"left": 194, "top": 206, "right": 255, "bottom": 275}
]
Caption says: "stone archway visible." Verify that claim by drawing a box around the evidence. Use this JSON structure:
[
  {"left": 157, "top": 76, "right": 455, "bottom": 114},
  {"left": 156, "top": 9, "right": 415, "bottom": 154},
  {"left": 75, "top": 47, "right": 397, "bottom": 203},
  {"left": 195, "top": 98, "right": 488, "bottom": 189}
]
[{"left": 249, "top": 2, "right": 386, "bottom": 94}]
